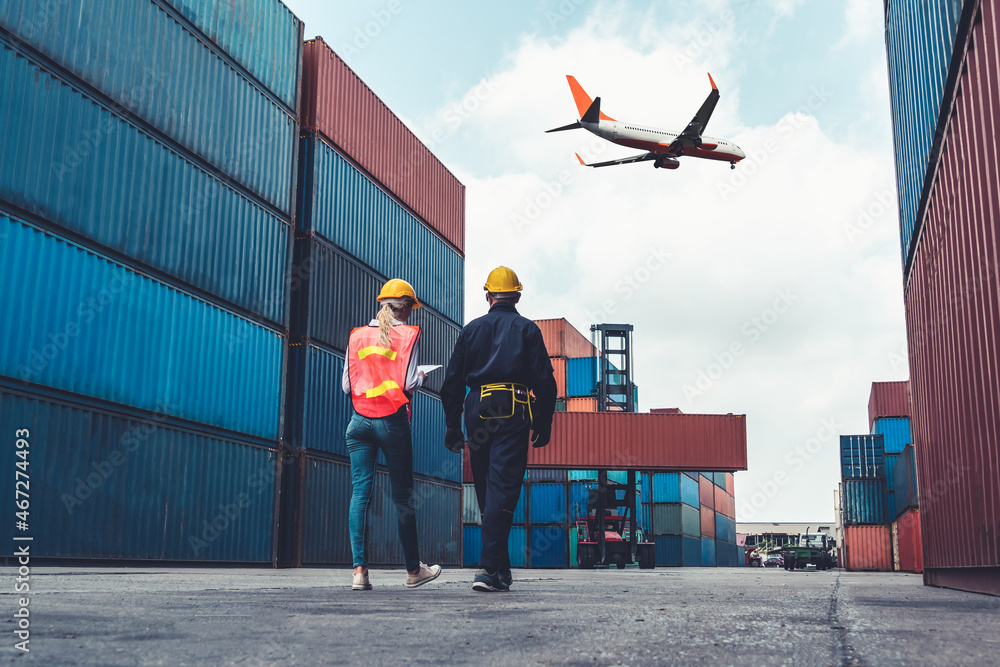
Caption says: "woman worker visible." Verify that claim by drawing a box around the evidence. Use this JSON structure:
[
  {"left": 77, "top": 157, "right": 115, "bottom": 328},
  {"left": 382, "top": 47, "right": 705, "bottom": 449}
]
[{"left": 341, "top": 279, "right": 442, "bottom": 591}]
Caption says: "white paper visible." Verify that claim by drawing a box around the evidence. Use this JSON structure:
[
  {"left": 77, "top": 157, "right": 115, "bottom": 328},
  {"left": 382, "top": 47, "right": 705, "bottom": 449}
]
[{"left": 418, "top": 365, "right": 442, "bottom": 375}]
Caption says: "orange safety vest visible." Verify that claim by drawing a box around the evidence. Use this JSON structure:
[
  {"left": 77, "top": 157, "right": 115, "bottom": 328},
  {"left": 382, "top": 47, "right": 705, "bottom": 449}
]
[{"left": 347, "top": 324, "right": 420, "bottom": 418}]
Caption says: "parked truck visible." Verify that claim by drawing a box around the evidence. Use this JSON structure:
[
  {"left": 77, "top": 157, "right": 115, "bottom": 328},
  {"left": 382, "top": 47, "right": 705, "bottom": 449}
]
[{"left": 780, "top": 532, "right": 837, "bottom": 571}]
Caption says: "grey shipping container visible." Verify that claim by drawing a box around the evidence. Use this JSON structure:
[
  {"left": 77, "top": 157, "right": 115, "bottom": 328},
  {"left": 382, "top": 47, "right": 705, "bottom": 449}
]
[
  {"left": 648, "top": 502, "right": 700, "bottom": 538},
  {"left": 300, "top": 456, "right": 460, "bottom": 566},
  {"left": 0, "top": 384, "right": 279, "bottom": 562},
  {"left": 0, "top": 39, "right": 291, "bottom": 325},
  {"left": 0, "top": 0, "right": 299, "bottom": 214},
  {"left": 893, "top": 444, "right": 919, "bottom": 519}
]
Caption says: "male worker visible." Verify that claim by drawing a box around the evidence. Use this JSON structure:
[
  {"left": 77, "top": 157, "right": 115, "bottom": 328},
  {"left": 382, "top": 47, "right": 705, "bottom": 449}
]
[{"left": 441, "top": 266, "right": 557, "bottom": 592}]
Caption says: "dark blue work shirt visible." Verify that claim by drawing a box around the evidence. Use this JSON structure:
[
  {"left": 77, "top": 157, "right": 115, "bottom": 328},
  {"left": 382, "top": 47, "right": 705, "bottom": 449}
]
[{"left": 442, "top": 302, "right": 557, "bottom": 432}]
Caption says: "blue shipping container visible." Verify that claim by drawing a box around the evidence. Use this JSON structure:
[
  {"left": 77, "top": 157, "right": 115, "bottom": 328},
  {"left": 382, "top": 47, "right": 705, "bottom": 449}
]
[
  {"left": 701, "top": 536, "right": 716, "bottom": 567},
  {"left": 842, "top": 478, "right": 889, "bottom": 525},
  {"left": 713, "top": 472, "right": 727, "bottom": 488},
  {"left": 894, "top": 444, "right": 920, "bottom": 519},
  {"left": 715, "top": 540, "right": 739, "bottom": 567},
  {"left": 291, "top": 236, "right": 460, "bottom": 394},
  {"left": 0, "top": 41, "right": 291, "bottom": 325},
  {"left": 0, "top": 0, "right": 297, "bottom": 214},
  {"left": 0, "top": 386, "right": 277, "bottom": 562},
  {"left": 654, "top": 535, "right": 702, "bottom": 567},
  {"left": 298, "top": 135, "right": 464, "bottom": 323},
  {"left": 650, "top": 472, "right": 700, "bottom": 507},
  {"left": 513, "top": 485, "right": 527, "bottom": 524},
  {"left": 885, "top": 453, "right": 900, "bottom": 491},
  {"left": 301, "top": 457, "right": 460, "bottom": 566},
  {"left": 570, "top": 482, "right": 597, "bottom": 520},
  {"left": 529, "top": 526, "right": 568, "bottom": 567},
  {"left": 463, "top": 525, "right": 482, "bottom": 567},
  {"left": 841, "top": 435, "right": 887, "bottom": 479},
  {"left": 526, "top": 469, "right": 567, "bottom": 483},
  {"left": 566, "top": 356, "right": 597, "bottom": 396},
  {"left": 529, "top": 483, "right": 567, "bottom": 523},
  {"left": 872, "top": 417, "right": 913, "bottom": 454},
  {"left": 715, "top": 512, "right": 731, "bottom": 543},
  {"left": 885, "top": 0, "right": 966, "bottom": 269},
  {"left": 569, "top": 470, "right": 598, "bottom": 480},
  {"left": 159, "top": 0, "right": 303, "bottom": 110},
  {"left": 1, "top": 214, "right": 284, "bottom": 439},
  {"left": 509, "top": 526, "right": 527, "bottom": 568}
]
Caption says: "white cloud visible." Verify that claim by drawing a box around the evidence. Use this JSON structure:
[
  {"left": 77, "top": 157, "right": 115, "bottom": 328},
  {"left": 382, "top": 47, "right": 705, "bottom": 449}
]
[
  {"left": 427, "top": 6, "right": 905, "bottom": 522},
  {"left": 835, "top": 0, "right": 883, "bottom": 49}
]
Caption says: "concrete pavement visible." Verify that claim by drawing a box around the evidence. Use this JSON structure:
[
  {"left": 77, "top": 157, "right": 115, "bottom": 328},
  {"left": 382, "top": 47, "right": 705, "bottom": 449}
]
[{"left": 1, "top": 566, "right": 998, "bottom": 665}]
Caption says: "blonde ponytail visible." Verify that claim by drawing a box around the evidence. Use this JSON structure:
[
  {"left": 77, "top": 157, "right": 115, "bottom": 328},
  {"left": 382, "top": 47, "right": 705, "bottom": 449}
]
[{"left": 376, "top": 302, "right": 396, "bottom": 349}]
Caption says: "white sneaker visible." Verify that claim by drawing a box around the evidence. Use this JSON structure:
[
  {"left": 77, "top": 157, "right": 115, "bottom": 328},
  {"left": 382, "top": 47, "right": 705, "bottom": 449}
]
[
  {"left": 352, "top": 571, "right": 372, "bottom": 591},
  {"left": 405, "top": 563, "right": 441, "bottom": 588}
]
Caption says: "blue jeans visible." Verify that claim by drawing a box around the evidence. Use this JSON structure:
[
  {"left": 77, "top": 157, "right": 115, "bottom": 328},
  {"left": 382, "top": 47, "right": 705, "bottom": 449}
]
[{"left": 345, "top": 408, "right": 420, "bottom": 572}]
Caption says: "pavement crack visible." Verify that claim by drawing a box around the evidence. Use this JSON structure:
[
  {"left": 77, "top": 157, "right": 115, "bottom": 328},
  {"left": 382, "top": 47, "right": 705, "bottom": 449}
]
[{"left": 828, "top": 572, "right": 861, "bottom": 666}]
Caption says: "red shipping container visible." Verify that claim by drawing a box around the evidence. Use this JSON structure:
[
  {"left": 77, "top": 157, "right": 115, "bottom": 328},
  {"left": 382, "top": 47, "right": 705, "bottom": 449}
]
[
  {"left": 902, "top": 0, "right": 1000, "bottom": 596},
  {"left": 700, "top": 506, "right": 715, "bottom": 538},
  {"left": 844, "top": 525, "right": 892, "bottom": 572},
  {"left": 725, "top": 472, "right": 735, "bottom": 495},
  {"left": 699, "top": 477, "right": 715, "bottom": 510},
  {"left": 867, "top": 381, "right": 911, "bottom": 429},
  {"left": 534, "top": 318, "right": 596, "bottom": 358},
  {"left": 528, "top": 412, "right": 747, "bottom": 471},
  {"left": 714, "top": 486, "right": 735, "bottom": 519},
  {"left": 896, "top": 508, "right": 924, "bottom": 574},
  {"left": 550, "top": 357, "right": 567, "bottom": 398},
  {"left": 650, "top": 408, "right": 683, "bottom": 414},
  {"left": 564, "top": 397, "right": 598, "bottom": 412},
  {"left": 300, "top": 38, "right": 465, "bottom": 254}
]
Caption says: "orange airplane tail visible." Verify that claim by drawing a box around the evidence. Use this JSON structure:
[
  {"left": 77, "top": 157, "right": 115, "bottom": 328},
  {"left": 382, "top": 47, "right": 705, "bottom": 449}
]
[{"left": 566, "top": 75, "right": 615, "bottom": 121}]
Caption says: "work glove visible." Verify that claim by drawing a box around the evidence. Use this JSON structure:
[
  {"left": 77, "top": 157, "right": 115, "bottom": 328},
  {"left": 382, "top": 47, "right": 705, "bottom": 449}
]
[
  {"left": 444, "top": 428, "right": 466, "bottom": 454},
  {"left": 530, "top": 425, "right": 551, "bottom": 448}
]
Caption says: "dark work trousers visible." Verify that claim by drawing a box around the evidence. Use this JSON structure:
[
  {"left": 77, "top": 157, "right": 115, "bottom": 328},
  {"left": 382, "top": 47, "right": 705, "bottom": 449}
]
[{"left": 464, "top": 391, "right": 531, "bottom": 574}]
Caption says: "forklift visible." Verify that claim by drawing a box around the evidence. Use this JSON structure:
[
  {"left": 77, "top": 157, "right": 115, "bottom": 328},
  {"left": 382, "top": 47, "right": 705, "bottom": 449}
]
[
  {"left": 779, "top": 531, "right": 837, "bottom": 570},
  {"left": 574, "top": 470, "right": 655, "bottom": 569}
]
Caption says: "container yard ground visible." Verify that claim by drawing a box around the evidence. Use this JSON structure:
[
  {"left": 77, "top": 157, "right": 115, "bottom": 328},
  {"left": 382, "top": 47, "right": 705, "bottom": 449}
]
[{"left": 3, "top": 567, "right": 998, "bottom": 666}]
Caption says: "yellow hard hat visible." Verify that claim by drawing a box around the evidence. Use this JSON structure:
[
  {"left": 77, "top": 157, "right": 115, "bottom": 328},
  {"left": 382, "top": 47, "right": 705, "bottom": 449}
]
[
  {"left": 377, "top": 278, "right": 421, "bottom": 308},
  {"left": 483, "top": 266, "right": 523, "bottom": 293}
]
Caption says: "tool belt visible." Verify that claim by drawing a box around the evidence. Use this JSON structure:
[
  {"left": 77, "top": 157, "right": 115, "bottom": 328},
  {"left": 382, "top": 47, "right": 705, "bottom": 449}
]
[{"left": 477, "top": 382, "right": 534, "bottom": 424}]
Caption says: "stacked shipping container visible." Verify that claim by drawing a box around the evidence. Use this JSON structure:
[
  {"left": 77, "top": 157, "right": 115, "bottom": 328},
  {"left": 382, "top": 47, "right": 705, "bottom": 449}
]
[
  {"left": 641, "top": 472, "right": 737, "bottom": 567},
  {"left": 839, "top": 434, "right": 892, "bottom": 570},
  {"left": 886, "top": 0, "right": 1000, "bottom": 596},
  {"left": 0, "top": 0, "right": 303, "bottom": 562},
  {"left": 282, "top": 37, "right": 465, "bottom": 567}
]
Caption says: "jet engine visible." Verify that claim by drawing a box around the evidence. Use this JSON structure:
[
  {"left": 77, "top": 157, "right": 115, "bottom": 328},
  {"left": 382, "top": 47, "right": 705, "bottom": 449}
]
[{"left": 654, "top": 158, "right": 680, "bottom": 170}]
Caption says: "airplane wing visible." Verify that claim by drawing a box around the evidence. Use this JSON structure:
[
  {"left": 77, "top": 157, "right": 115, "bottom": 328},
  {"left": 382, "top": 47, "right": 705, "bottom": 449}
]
[
  {"left": 665, "top": 73, "right": 720, "bottom": 152},
  {"left": 575, "top": 152, "right": 657, "bottom": 168}
]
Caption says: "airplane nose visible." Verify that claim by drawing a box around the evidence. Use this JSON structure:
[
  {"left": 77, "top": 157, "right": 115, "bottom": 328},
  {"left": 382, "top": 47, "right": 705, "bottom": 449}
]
[{"left": 735, "top": 145, "right": 746, "bottom": 160}]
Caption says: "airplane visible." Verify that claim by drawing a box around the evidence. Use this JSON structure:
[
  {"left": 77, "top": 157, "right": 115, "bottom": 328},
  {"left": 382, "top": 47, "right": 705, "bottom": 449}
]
[{"left": 546, "top": 74, "right": 746, "bottom": 170}]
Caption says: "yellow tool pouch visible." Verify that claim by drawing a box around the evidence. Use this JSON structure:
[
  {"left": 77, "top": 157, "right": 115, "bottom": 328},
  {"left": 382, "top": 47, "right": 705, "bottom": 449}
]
[{"left": 478, "top": 383, "right": 533, "bottom": 424}]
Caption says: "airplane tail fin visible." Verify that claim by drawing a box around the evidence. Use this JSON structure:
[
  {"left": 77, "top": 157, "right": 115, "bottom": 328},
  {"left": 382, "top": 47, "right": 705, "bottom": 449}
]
[{"left": 565, "top": 75, "right": 615, "bottom": 121}]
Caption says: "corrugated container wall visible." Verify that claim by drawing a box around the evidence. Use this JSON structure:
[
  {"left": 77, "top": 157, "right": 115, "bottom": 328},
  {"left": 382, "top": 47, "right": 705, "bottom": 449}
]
[
  {"left": 0, "top": 386, "right": 278, "bottom": 562},
  {"left": 300, "top": 38, "right": 465, "bottom": 254},
  {"left": 0, "top": 39, "right": 291, "bottom": 325},
  {"left": 158, "top": 0, "right": 303, "bottom": 109},
  {"left": 872, "top": 417, "right": 913, "bottom": 453},
  {"left": 896, "top": 508, "right": 925, "bottom": 573},
  {"left": 2, "top": 214, "right": 284, "bottom": 440},
  {"left": 893, "top": 444, "right": 919, "bottom": 519},
  {"left": 535, "top": 319, "right": 597, "bottom": 358},
  {"left": 842, "top": 478, "right": 889, "bottom": 525},
  {"left": 528, "top": 413, "right": 748, "bottom": 471},
  {"left": 843, "top": 525, "right": 892, "bottom": 572},
  {"left": 903, "top": 0, "right": 1000, "bottom": 595},
  {"left": 0, "top": 0, "right": 299, "bottom": 215},
  {"left": 297, "top": 135, "right": 463, "bottom": 324},
  {"left": 884, "top": 0, "right": 966, "bottom": 268},
  {"left": 868, "top": 381, "right": 911, "bottom": 429},
  {"left": 550, "top": 357, "right": 567, "bottom": 397}
]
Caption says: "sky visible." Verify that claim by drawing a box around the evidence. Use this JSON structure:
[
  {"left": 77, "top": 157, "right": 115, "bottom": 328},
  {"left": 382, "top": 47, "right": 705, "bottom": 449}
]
[{"left": 283, "top": 0, "right": 909, "bottom": 523}]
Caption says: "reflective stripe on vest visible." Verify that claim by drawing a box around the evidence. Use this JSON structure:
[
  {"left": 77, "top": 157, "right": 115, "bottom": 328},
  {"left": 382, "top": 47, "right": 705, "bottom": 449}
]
[{"left": 347, "top": 324, "right": 419, "bottom": 418}]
